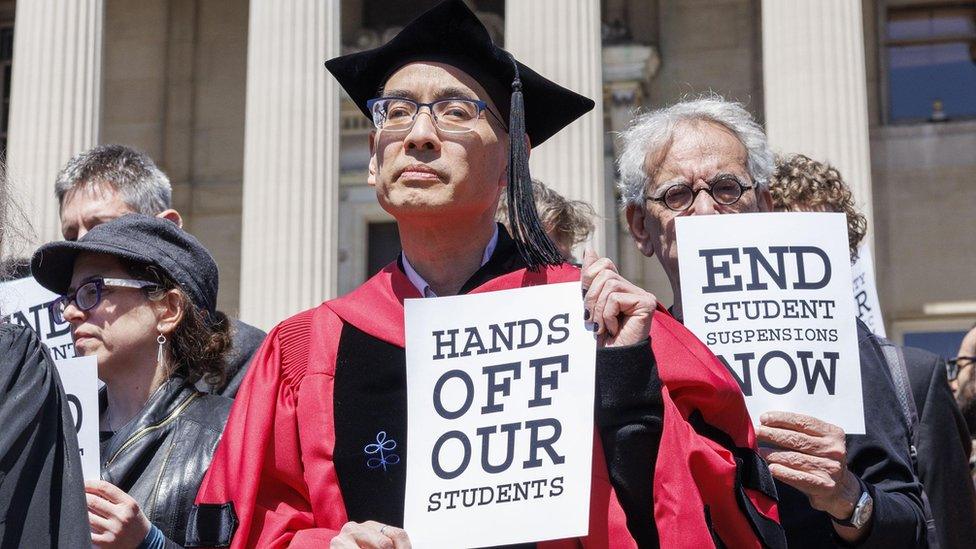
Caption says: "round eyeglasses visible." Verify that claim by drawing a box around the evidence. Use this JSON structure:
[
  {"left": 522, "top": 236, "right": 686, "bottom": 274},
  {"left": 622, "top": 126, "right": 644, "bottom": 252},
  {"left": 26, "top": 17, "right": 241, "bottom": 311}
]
[
  {"left": 366, "top": 97, "right": 507, "bottom": 134},
  {"left": 645, "top": 176, "right": 755, "bottom": 212},
  {"left": 49, "top": 277, "right": 160, "bottom": 324}
]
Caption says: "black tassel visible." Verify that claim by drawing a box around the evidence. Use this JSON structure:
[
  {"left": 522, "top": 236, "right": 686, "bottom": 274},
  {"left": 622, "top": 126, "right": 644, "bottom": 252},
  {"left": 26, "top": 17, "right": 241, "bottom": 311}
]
[{"left": 506, "top": 58, "right": 563, "bottom": 270}]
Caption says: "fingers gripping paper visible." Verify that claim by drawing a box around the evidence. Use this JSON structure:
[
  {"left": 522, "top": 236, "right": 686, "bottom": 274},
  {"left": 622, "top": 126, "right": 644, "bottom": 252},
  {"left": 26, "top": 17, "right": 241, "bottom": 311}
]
[
  {"left": 404, "top": 282, "right": 596, "bottom": 547},
  {"left": 677, "top": 213, "right": 865, "bottom": 434}
]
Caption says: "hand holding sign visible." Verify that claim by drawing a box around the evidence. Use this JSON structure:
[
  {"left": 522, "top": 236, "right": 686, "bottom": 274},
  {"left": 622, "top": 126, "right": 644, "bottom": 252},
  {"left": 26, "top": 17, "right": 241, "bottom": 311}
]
[
  {"left": 757, "top": 412, "right": 862, "bottom": 523},
  {"left": 85, "top": 479, "right": 152, "bottom": 548},
  {"left": 331, "top": 521, "right": 411, "bottom": 549},
  {"left": 581, "top": 248, "right": 656, "bottom": 347}
]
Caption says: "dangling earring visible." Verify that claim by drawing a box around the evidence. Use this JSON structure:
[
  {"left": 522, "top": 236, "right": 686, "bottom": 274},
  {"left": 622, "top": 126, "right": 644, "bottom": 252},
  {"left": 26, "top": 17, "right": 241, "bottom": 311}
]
[{"left": 157, "top": 333, "right": 167, "bottom": 366}]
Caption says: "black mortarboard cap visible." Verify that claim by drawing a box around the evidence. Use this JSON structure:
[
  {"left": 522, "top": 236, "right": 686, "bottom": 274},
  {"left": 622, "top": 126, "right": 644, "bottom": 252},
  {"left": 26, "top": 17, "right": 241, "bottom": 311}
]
[{"left": 325, "top": 0, "right": 595, "bottom": 269}]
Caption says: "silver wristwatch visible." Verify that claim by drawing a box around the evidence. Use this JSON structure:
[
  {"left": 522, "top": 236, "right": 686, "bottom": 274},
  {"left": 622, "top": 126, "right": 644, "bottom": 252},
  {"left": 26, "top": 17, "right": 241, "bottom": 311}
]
[{"left": 833, "top": 485, "right": 874, "bottom": 530}]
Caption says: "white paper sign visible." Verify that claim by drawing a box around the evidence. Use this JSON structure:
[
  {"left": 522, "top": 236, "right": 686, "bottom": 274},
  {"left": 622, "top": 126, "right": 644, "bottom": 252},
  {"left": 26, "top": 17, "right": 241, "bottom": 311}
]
[
  {"left": 404, "top": 282, "right": 596, "bottom": 548},
  {"left": 677, "top": 213, "right": 864, "bottom": 434},
  {"left": 0, "top": 277, "right": 75, "bottom": 359},
  {"left": 851, "top": 243, "right": 886, "bottom": 337},
  {"left": 55, "top": 356, "right": 101, "bottom": 480}
]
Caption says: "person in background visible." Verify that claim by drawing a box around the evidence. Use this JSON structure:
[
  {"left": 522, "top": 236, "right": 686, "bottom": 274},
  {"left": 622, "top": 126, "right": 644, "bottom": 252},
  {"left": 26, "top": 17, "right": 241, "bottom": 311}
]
[
  {"left": 55, "top": 144, "right": 265, "bottom": 397},
  {"left": 190, "top": 2, "right": 783, "bottom": 547},
  {"left": 32, "top": 214, "right": 233, "bottom": 547},
  {"left": 771, "top": 153, "right": 976, "bottom": 548},
  {"left": 0, "top": 165, "right": 88, "bottom": 548},
  {"left": 496, "top": 179, "right": 596, "bottom": 263},
  {"left": 621, "top": 96, "right": 928, "bottom": 547},
  {"left": 950, "top": 326, "right": 976, "bottom": 476}
]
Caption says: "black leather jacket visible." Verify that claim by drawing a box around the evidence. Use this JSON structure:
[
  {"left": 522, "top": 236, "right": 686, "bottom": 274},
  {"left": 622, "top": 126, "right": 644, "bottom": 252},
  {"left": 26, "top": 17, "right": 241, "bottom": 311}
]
[{"left": 100, "top": 378, "right": 231, "bottom": 547}]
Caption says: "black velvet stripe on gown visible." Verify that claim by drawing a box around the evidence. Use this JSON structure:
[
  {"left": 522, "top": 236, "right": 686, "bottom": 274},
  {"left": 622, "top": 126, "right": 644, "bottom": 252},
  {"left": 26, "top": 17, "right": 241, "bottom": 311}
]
[{"left": 333, "top": 225, "right": 536, "bottom": 548}]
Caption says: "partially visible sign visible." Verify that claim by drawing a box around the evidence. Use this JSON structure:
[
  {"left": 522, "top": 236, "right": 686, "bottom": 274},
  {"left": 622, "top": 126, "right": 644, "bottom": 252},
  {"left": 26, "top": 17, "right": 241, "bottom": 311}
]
[
  {"left": 851, "top": 243, "right": 886, "bottom": 337},
  {"left": 0, "top": 277, "right": 74, "bottom": 359},
  {"left": 55, "top": 356, "right": 100, "bottom": 480},
  {"left": 403, "top": 282, "right": 596, "bottom": 548},
  {"left": 677, "top": 212, "right": 865, "bottom": 434}
]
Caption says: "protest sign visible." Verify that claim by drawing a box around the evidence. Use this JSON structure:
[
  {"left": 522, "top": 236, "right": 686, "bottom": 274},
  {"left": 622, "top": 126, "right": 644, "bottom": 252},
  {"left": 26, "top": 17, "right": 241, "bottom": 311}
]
[
  {"left": 55, "top": 356, "right": 101, "bottom": 480},
  {"left": 677, "top": 212, "right": 864, "bottom": 434},
  {"left": 1, "top": 278, "right": 99, "bottom": 477},
  {"left": 851, "top": 243, "right": 886, "bottom": 337},
  {"left": 403, "top": 282, "right": 596, "bottom": 548},
  {"left": 0, "top": 277, "right": 74, "bottom": 359}
]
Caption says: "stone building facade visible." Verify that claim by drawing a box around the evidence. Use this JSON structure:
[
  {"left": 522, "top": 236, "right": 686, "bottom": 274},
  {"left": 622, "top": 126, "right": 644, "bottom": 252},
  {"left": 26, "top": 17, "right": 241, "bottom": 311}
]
[{"left": 4, "top": 0, "right": 975, "bottom": 355}]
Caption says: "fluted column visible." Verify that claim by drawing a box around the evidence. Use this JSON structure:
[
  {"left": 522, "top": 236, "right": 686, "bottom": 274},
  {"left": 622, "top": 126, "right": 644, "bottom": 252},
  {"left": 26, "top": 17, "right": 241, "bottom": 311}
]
[
  {"left": 762, "top": 0, "right": 874, "bottom": 248},
  {"left": 239, "top": 0, "right": 340, "bottom": 330},
  {"left": 504, "top": 0, "right": 606, "bottom": 252},
  {"left": 7, "top": 0, "right": 103, "bottom": 246}
]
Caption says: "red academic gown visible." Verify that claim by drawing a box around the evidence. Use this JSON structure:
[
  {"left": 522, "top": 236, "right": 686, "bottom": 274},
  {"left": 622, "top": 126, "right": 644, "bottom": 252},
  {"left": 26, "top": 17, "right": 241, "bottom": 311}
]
[{"left": 191, "top": 252, "right": 782, "bottom": 548}]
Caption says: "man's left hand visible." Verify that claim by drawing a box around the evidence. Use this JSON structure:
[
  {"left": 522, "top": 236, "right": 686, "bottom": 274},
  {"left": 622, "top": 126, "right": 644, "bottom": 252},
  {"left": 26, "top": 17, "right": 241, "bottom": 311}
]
[
  {"left": 757, "top": 411, "right": 862, "bottom": 522},
  {"left": 581, "top": 248, "right": 656, "bottom": 348}
]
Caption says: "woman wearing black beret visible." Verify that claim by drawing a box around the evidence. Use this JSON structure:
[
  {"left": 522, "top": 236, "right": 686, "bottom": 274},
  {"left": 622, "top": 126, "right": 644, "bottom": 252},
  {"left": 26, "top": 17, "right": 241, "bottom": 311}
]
[{"left": 32, "top": 213, "right": 235, "bottom": 548}]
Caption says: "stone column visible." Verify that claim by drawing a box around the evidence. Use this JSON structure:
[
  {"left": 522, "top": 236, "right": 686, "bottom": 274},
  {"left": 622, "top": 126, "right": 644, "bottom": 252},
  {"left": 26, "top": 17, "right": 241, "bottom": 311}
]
[
  {"left": 238, "top": 0, "right": 340, "bottom": 329},
  {"left": 504, "top": 0, "right": 607, "bottom": 253},
  {"left": 6, "top": 0, "right": 103, "bottom": 246},
  {"left": 762, "top": 0, "right": 874, "bottom": 247}
]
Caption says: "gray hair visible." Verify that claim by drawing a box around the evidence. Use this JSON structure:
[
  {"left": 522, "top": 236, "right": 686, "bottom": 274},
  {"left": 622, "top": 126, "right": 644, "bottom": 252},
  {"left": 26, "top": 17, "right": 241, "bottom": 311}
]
[
  {"left": 54, "top": 144, "right": 171, "bottom": 214},
  {"left": 616, "top": 95, "right": 773, "bottom": 208}
]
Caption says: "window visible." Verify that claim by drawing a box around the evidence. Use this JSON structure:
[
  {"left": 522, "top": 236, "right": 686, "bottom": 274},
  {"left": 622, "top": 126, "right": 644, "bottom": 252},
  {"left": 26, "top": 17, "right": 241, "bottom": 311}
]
[
  {"left": 884, "top": 3, "right": 976, "bottom": 123},
  {"left": 0, "top": 26, "right": 12, "bottom": 158},
  {"left": 903, "top": 330, "right": 969, "bottom": 359}
]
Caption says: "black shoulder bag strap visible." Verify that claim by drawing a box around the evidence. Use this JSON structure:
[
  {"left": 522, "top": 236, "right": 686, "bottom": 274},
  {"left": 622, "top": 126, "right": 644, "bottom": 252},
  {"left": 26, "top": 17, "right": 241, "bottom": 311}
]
[{"left": 878, "top": 336, "right": 940, "bottom": 548}]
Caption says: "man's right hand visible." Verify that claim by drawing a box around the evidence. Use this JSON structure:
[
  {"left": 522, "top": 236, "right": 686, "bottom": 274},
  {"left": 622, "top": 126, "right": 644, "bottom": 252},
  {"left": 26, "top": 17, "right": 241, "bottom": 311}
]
[{"left": 330, "top": 521, "right": 411, "bottom": 549}]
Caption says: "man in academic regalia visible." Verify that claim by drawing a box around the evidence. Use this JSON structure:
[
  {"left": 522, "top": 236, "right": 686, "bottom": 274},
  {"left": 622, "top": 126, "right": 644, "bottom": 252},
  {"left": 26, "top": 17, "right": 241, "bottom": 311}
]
[{"left": 188, "top": 2, "right": 785, "bottom": 547}]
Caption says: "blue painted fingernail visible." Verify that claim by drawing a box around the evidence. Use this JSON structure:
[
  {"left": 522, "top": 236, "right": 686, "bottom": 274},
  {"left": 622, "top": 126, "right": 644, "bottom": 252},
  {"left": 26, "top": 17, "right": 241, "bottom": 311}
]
[{"left": 583, "top": 309, "right": 590, "bottom": 321}]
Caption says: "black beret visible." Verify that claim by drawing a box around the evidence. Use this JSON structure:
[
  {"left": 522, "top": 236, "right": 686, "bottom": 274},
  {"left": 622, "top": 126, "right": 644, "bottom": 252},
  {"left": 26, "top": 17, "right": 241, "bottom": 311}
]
[{"left": 31, "top": 214, "right": 218, "bottom": 317}]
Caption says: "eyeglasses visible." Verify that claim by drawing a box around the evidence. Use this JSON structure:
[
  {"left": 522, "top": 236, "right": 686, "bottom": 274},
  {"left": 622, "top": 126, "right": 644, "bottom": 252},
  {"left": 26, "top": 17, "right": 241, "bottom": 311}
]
[
  {"left": 366, "top": 97, "right": 507, "bottom": 134},
  {"left": 947, "top": 356, "right": 976, "bottom": 382},
  {"left": 49, "top": 278, "right": 160, "bottom": 324},
  {"left": 645, "top": 176, "right": 755, "bottom": 212}
]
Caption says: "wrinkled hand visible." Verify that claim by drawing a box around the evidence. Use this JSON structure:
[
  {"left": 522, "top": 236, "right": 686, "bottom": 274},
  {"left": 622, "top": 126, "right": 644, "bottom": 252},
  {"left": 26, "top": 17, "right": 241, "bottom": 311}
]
[
  {"left": 330, "top": 521, "right": 411, "bottom": 549},
  {"left": 85, "top": 480, "right": 152, "bottom": 548},
  {"left": 581, "top": 247, "right": 656, "bottom": 348},
  {"left": 757, "top": 411, "right": 861, "bottom": 521}
]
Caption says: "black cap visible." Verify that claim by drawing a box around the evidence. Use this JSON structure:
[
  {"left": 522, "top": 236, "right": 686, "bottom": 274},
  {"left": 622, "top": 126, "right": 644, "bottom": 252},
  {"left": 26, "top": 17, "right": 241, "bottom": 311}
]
[
  {"left": 325, "top": 0, "right": 594, "bottom": 269},
  {"left": 31, "top": 214, "right": 218, "bottom": 316}
]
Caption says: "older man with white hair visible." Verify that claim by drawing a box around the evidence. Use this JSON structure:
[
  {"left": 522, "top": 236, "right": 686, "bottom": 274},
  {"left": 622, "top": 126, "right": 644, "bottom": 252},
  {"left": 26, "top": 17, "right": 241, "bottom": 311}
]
[{"left": 619, "top": 96, "right": 929, "bottom": 547}]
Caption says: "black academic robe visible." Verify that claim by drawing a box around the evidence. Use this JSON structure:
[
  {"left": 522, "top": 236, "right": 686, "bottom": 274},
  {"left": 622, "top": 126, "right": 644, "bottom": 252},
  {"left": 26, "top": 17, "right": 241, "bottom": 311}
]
[
  {"left": 0, "top": 323, "right": 88, "bottom": 548},
  {"left": 191, "top": 229, "right": 782, "bottom": 548}
]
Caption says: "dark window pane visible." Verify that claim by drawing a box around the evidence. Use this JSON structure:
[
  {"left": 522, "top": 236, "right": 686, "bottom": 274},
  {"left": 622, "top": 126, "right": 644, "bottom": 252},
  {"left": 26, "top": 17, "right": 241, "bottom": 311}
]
[
  {"left": 367, "top": 221, "right": 400, "bottom": 278},
  {"left": 903, "top": 330, "right": 968, "bottom": 361},
  {"left": 885, "top": 4, "right": 976, "bottom": 122},
  {"left": 887, "top": 42, "right": 976, "bottom": 121},
  {"left": 0, "top": 28, "right": 12, "bottom": 61},
  {"left": 888, "top": 7, "right": 975, "bottom": 41}
]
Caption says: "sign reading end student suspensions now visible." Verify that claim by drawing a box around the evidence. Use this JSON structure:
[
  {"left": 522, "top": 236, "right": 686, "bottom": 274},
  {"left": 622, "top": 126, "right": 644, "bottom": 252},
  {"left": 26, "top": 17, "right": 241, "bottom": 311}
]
[
  {"left": 404, "top": 282, "right": 596, "bottom": 548},
  {"left": 677, "top": 212, "right": 865, "bottom": 434}
]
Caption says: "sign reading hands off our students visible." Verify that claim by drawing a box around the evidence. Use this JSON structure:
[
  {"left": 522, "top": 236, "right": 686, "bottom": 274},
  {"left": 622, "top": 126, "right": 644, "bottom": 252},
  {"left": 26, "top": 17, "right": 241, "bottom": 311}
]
[
  {"left": 677, "top": 212, "right": 865, "bottom": 434},
  {"left": 404, "top": 282, "right": 596, "bottom": 547}
]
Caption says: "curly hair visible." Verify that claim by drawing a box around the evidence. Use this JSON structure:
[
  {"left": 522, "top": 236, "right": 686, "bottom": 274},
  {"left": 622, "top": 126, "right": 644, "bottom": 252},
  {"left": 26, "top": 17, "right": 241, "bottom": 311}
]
[
  {"left": 770, "top": 154, "right": 867, "bottom": 260},
  {"left": 497, "top": 180, "right": 596, "bottom": 255},
  {"left": 122, "top": 260, "right": 231, "bottom": 388}
]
